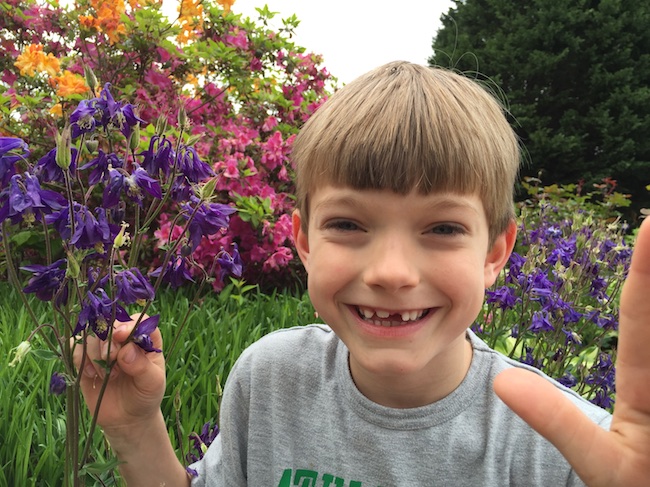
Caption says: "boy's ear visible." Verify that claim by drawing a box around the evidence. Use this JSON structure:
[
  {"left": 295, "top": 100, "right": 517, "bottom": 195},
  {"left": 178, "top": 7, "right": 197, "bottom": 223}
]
[
  {"left": 292, "top": 210, "right": 310, "bottom": 271},
  {"left": 484, "top": 219, "right": 517, "bottom": 288}
]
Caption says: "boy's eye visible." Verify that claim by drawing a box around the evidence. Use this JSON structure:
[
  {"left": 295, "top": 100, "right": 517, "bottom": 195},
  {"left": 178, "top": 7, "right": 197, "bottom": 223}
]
[
  {"left": 324, "top": 220, "right": 360, "bottom": 232},
  {"left": 430, "top": 223, "right": 465, "bottom": 235}
]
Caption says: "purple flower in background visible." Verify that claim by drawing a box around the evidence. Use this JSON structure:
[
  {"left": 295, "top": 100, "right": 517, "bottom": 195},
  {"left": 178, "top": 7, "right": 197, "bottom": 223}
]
[
  {"left": 0, "top": 172, "right": 63, "bottom": 225},
  {"left": 35, "top": 147, "right": 78, "bottom": 183},
  {"left": 115, "top": 267, "right": 155, "bottom": 304},
  {"left": 76, "top": 288, "right": 131, "bottom": 340},
  {"left": 176, "top": 145, "right": 214, "bottom": 183},
  {"left": 0, "top": 137, "right": 29, "bottom": 187},
  {"left": 125, "top": 165, "right": 162, "bottom": 205},
  {"left": 140, "top": 135, "right": 174, "bottom": 177},
  {"left": 95, "top": 83, "right": 145, "bottom": 139},
  {"left": 102, "top": 167, "right": 125, "bottom": 208},
  {"left": 49, "top": 372, "right": 67, "bottom": 395},
  {"left": 184, "top": 200, "right": 237, "bottom": 251},
  {"left": 529, "top": 311, "right": 554, "bottom": 333},
  {"left": 187, "top": 421, "right": 219, "bottom": 465},
  {"left": 80, "top": 150, "right": 124, "bottom": 185},
  {"left": 217, "top": 244, "right": 243, "bottom": 282},
  {"left": 70, "top": 206, "right": 116, "bottom": 250},
  {"left": 150, "top": 256, "right": 194, "bottom": 289},
  {"left": 486, "top": 285, "right": 519, "bottom": 310},
  {"left": 70, "top": 98, "right": 98, "bottom": 139},
  {"left": 558, "top": 373, "right": 577, "bottom": 389},
  {"left": 132, "top": 314, "right": 161, "bottom": 353},
  {"left": 21, "top": 259, "right": 67, "bottom": 303}
]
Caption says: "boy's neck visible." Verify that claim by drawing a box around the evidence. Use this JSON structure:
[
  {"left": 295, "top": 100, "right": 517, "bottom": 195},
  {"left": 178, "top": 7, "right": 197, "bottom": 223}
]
[{"left": 347, "top": 334, "right": 474, "bottom": 409}]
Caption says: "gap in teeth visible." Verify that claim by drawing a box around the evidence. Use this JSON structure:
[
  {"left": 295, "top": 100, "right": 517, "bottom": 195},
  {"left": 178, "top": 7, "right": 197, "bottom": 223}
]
[{"left": 358, "top": 307, "right": 425, "bottom": 323}]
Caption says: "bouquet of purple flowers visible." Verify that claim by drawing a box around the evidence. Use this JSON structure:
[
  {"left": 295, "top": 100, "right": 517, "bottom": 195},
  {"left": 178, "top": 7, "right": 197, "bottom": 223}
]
[{"left": 2, "top": 76, "right": 241, "bottom": 485}]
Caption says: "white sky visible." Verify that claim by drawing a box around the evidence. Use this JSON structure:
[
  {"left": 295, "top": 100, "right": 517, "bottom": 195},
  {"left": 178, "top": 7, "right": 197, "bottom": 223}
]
[{"left": 227, "top": 0, "right": 454, "bottom": 84}]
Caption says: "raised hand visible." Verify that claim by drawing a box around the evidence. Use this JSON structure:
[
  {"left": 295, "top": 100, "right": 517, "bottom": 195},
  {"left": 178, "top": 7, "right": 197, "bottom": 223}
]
[
  {"left": 72, "top": 313, "right": 166, "bottom": 436},
  {"left": 494, "top": 218, "right": 650, "bottom": 486}
]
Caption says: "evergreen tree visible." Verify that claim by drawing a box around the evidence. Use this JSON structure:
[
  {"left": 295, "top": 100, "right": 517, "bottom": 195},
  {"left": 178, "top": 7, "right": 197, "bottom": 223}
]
[{"left": 431, "top": 0, "right": 650, "bottom": 210}]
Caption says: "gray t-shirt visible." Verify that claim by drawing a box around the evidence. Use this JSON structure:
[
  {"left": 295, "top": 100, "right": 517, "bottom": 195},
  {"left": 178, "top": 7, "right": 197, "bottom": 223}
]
[{"left": 190, "top": 324, "right": 611, "bottom": 486}]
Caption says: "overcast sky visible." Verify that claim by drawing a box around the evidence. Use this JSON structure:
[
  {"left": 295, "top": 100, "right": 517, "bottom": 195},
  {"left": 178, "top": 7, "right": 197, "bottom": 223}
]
[{"left": 230, "top": 0, "right": 455, "bottom": 84}]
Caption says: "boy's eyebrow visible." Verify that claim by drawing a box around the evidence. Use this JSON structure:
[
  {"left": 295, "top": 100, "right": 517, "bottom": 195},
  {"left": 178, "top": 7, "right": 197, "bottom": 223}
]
[{"left": 313, "top": 193, "right": 482, "bottom": 215}]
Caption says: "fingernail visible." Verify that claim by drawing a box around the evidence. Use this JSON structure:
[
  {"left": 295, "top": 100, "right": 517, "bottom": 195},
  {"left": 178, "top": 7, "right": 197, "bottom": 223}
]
[{"left": 123, "top": 345, "right": 137, "bottom": 364}]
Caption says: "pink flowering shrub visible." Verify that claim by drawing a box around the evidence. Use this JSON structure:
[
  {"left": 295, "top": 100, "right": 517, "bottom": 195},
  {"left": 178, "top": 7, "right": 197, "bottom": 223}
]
[{"left": 1, "top": 0, "right": 335, "bottom": 290}]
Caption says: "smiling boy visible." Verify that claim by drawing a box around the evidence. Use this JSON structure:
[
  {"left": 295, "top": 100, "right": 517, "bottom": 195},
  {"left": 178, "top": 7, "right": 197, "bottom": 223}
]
[{"left": 77, "top": 61, "right": 650, "bottom": 486}]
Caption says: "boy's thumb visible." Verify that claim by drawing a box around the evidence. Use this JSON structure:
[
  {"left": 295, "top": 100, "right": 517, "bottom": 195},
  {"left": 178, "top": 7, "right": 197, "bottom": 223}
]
[{"left": 117, "top": 343, "right": 154, "bottom": 382}]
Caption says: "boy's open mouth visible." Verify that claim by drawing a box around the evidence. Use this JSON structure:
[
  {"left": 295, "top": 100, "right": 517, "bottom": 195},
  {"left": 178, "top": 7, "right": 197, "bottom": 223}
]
[{"left": 355, "top": 306, "right": 430, "bottom": 327}]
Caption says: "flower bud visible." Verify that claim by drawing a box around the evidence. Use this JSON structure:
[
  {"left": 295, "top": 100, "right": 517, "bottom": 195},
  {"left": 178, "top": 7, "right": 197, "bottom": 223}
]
[
  {"left": 155, "top": 115, "right": 168, "bottom": 136},
  {"left": 85, "top": 138, "right": 99, "bottom": 153},
  {"left": 55, "top": 125, "right": 72, "bottom": 170},
  {"left": 129, "top": 123, "right": 141, "bottom": 152},
  {"left": 83, "top": 64, "right": 98, "bottom": 94},
  {"left": 178, "top": 106, "right": 188, "bottom": 130},
  {"left": 9, "top": 341, "right": 31, "bottom": 367},
  {"left": 65, "top": 250, "right": 81, "bottom": 279}
]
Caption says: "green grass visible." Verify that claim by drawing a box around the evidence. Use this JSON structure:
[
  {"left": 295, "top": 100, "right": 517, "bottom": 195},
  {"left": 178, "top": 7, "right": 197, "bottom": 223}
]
[{"left": 0, "top": 282, "right": 317, "bottom": 486}]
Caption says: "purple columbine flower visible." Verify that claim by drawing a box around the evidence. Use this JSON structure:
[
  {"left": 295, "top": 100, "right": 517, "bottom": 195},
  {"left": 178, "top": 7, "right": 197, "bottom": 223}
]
[
  {"left": 124, "top": 165, "right": 162, "bottom": 205},
  {"left": 80, "top": 150, "right": 124, "bottom": 185},
  {"left": 96, "top": 83, "right": 145, "bottom": 139},
  {"left": 132, "top": 314, "right": 161, "bottom": 353},
  {"left": 187, "top": 420, "right": 219, "bottom": 465},
  {"left": 35, "top": 147, "right": 78, "bottom": 183},
  {"left": 150, "top": 256, "right": 194, "bottom": 289},
  {"left": 21, "top": 259, "right": 67, "bottom": 303},
  {"left": 485, "top": 285, "right": 519, "bottom": 310},
  {"left": 75, "top": 288, "right": 131, "bottom": 340},
  {"left": 529, "top": 311, "right": 554, "bottom": 333},
  {"left": 183, "top": 200, "right": 237, "bottom": 251},
  {"left": 115, "top": 267, "right": 155, "bottom": 305},
  {"left": 140, "top": 135, "right": 174, "bottom": 177},
  {"left": 102, "top": 167, "right": 125, "bottom": 208},
  {"left": 49, "top": 372, "right": 67, "bottom": 395},
  {"left": 70, "top": 206, "right": 116, "bottom": 251},
  {"left": 70, "top": 98, "right": 98, "bottom": 139},
  {"left": 176, "top": 145, "right": 214, "bottom": 183},
  {"left": 0, "top": 136, "right": 29, "bottom": 188},
  {"left": 217, "top": 244, "right": 243, "bottom": 282},
  {"left": 0, "top": 172, "right": 64, "bottom": 225}
]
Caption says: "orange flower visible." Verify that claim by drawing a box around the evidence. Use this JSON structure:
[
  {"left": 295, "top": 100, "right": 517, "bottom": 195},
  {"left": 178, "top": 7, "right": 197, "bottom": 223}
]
[
  {"left": 177, "top": 0, "right": 204, "bottom": 43},
  {"left": 49, "top": 104, "right": 64, "bottom": 117},
  {"left": 53, "top": 70, "right": 90, "bottom": 97},
  {"left": 79, "top": 0, "right": 127, "bottom": 44},
  {"left": 14, "top": 44, "right": 61, "bottom": 77},
  {"left": 216, "top": 0, "right": 235, "bottom": 13}
]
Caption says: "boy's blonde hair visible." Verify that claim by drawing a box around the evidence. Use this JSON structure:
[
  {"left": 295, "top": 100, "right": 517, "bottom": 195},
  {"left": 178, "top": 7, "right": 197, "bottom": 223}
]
[{"left": 291, "top": 61, "right": 521, "bottom": 244}]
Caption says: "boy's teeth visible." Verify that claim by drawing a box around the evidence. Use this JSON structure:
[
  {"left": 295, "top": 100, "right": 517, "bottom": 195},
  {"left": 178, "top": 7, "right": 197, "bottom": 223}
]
[{"left": 358, "top": 307, "right": 425, "bottom": 323}]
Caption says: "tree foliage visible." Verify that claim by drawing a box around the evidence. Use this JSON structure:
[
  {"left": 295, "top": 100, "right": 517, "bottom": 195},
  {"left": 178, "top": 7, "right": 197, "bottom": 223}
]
[
  {"left": 430, "top": 0, "right": 650, "bottom": 213},
  {"left": 1, "top": 0, "right": 336, "bottom": 292}
]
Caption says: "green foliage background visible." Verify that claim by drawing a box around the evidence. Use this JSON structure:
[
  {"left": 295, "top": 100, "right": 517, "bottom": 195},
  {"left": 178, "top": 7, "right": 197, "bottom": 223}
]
[{"left": 430, "top": 0, "right": 650, "bottom": 214}]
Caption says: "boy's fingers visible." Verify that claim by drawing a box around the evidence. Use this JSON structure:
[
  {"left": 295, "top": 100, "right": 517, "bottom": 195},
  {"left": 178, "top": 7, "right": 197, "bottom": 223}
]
[
  {"left": 494, "top": 368, "right": 614, "bottom": 486},
  {"left": 116, "top": 343, "right": 166, "bottom": 395}
]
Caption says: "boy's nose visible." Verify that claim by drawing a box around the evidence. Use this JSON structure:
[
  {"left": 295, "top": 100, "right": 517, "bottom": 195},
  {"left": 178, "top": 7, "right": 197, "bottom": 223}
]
[{"left": 362, "top": 236, "right": 420, "bottom": 292}]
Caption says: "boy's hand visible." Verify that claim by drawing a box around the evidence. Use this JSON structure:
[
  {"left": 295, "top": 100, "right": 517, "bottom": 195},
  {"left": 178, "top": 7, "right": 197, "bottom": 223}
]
[
  {"left": 73, "top": 313, "right": 166, "bottom": 438},
  {"left": 494, "top": 218, "right": 650, "bottom": 486}
]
